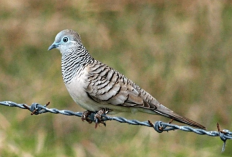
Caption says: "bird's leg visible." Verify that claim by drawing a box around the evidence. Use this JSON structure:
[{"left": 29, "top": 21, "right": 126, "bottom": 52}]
[
  {"left": 81, "top": 110, "right": 93, "bottom": 123},
  {"left": 94, "top": 108, "right": 111, "bottom": 128}
]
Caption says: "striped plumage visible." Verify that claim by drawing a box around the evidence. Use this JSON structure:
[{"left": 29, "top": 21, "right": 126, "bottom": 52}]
[
  {"left": 61, "top": 44, "right": 94, "bottom": 84},
  {"left": 48, "top": 29, "right": 205, "bottom": 129}
]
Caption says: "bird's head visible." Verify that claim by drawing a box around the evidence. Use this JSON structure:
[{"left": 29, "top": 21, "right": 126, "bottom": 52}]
[{"left": 48, "top": 29, "right": 82, "bottom": 54}]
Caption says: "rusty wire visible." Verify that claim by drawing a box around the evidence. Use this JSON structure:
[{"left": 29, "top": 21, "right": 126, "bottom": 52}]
[{"left": 0, "top": 101, "right": 231, "bottom": 152}]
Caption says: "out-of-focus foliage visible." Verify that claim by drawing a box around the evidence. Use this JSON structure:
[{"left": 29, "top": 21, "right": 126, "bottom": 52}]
[{"left": 0, "top": 0, "right": 232, "bottom": 156}]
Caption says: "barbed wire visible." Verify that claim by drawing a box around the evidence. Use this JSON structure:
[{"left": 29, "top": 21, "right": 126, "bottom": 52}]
[{"left": 0, "top": 101, "right": 231, "bottom": 152}]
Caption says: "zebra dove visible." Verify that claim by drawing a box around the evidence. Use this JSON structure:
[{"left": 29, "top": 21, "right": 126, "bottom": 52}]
[{"left": 48, "top": 29, "right": 205, "bottom": 129}]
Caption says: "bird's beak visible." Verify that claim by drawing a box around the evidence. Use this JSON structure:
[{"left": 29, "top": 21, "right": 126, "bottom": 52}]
[{"left": 48, "top": 42, "right": 59, "bottom": 51}]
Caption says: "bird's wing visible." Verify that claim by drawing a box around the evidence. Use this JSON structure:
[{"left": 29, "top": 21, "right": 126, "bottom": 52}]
[
  {"left": 85, "top": 61, "right": 159, "bottom": 110},
  {"left": 85, "top": 61, "right": 205, "bottom": 129}
]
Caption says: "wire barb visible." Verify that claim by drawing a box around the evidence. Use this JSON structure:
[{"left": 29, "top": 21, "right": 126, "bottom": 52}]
[{"left": 0, "top": 101, "right": 231, "bottom": 152}]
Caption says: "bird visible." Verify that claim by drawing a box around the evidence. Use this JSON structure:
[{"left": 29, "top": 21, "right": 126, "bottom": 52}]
[{"left": 48, "top": 29, "right": 205, "bottom": 129}]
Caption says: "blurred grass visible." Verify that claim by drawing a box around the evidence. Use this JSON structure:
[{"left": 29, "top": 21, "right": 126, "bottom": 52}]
[{"left": 0, "top": 0, "right": 232, "bottom": 156}]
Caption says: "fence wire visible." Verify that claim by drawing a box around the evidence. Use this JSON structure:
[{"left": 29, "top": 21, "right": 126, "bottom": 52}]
[{"left": 0, "top": 101, "right": 231, "bottom": 152}]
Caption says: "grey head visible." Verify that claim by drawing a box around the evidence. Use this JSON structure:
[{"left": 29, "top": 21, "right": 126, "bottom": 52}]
[{"left": 48, "top": 29, "right": 82, "bottom": 54}]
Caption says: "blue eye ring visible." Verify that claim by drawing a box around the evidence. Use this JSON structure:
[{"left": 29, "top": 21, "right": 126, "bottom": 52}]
[{"left": 63, "top": 37, "right": 68, "bottom": 42}]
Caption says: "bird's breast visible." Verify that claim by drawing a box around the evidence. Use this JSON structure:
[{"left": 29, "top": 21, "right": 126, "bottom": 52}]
[{"left": 64, "top": 67, "right": 100, "bottom": 111}]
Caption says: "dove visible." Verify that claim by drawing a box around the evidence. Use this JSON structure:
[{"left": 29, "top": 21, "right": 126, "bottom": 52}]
[{"left": 48, "top": 29, "right": 205, "bottom": 129}]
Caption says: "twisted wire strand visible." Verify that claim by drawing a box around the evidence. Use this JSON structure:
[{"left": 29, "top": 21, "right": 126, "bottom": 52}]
[{"left": 0, "top": 101, "right": 231, "bottom": 152}]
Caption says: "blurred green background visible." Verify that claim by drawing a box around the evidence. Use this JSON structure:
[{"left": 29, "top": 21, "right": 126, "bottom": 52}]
[{"left": 1, "top": 0, "right": 232, "bottom": 156}]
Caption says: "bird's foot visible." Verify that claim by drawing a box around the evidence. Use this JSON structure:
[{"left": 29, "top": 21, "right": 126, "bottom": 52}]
[
  {"left": 94, "top": 108, "right": 111, "bottom": 128},
  {"left": 81, "top": 110, "right": 93, "bottom": 123}
]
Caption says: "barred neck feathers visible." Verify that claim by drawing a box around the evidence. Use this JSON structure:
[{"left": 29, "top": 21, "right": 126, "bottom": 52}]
[{"left": 61, "top": 45, "right": 94, "bottom": 84}]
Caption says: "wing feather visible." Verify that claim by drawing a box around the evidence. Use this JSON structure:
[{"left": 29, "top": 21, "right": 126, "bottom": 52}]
[
  {"left": 86, "top": 61, "right": 157, "bottom": 109},
  {"left": 85, "top": 61, "right": 205, "bottom": 129}
]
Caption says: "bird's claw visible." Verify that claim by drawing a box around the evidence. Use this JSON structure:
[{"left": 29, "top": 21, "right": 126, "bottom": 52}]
[
  {"left": 94, "top": 108, "right": 107, "bottom": 128},
  {"left": 82, "top": 108, "right": 111, "bottom": 128},
  {"left": 81, "top": 110, "right": 93, "bottom": 123}
]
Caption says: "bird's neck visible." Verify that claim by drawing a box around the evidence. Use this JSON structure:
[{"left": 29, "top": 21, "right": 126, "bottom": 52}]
[{"left": 61, "top": 45, "right": 94, "bottom": 84}]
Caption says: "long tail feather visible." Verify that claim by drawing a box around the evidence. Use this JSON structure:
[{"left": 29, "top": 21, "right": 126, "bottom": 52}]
[{"left": 154, "top": 104, "right": 206, "bottom": 129}]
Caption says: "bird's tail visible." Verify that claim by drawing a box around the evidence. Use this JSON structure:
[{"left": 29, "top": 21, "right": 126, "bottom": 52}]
[{"left": 154, "top": 104, "right": 206, "bottom": 130}]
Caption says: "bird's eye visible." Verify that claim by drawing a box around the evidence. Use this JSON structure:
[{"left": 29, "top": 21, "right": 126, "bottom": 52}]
[{"left": 63, "top": 37, "right": 68, "bottom": 43}]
